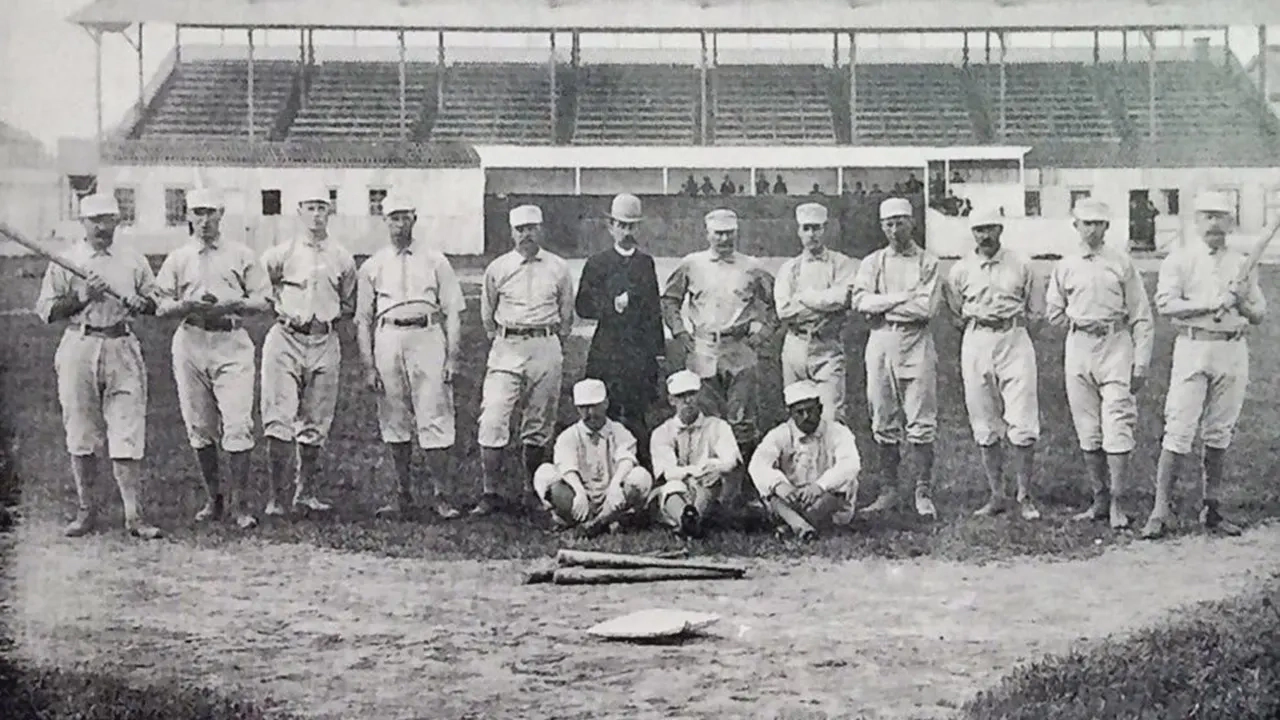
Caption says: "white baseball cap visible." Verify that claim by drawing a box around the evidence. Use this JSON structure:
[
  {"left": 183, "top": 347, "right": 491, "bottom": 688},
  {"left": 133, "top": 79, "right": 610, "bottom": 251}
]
[
  {"left": 382, "top": 193, "right": 416, "bottom": 215},
  {"left": 795, "top": 203, "right": 828, "bottom": 225},
  {"left": 879, "top": 197, "right": 912, "bottom": 220},
  {"left": 666, "top": 370, "right": 702, "bottom": 397},
  {"left": 609, "top": 193, "right": 643, "bottom": 223},
  {"left": 187, "top": 188, "right": 222, "bottom": 211},
  {"left": 783, "top": 381, "right": 822, "bottom": 407},
  {"left": 509, "top": 204, "right": 543, "bottom": 227},
  {"left": 1073, "top": 199, "right": 1110, "bottom": 222},
  {"left": 969, "top": 209, "right": 1004, "bottom": 230},
  {"left": 79, "top": 193, "right": 119, "bottom": 218},
  {"left": 297, "top": 184, "right": 331, "bottom": 206},
  {"left": 705, "top": 209, "right": 738, "bottom": 232},
  {"left": 573, "top": 378, "right": 608, "bottom": 406},
  {"left": 1194, "top": 191, "right": 1234, "bottom": 215}
]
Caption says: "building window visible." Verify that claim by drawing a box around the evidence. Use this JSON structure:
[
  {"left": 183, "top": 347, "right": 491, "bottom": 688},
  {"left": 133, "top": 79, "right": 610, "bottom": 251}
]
[
  {"left": 1024, "top": 190, "right": 1041, "bottom": 217},
  {"left": 164, "top": 187, "right": 188, "bottom": 227},
  {"left": 368, "top": 188, "right": 387, "bottom": 216},
  {"left": 261, "top": 189, "right": 282, "bottom": 216},
  {"left": 328, "top": 188, "right": 339, "bottom": 214},
  {"left": 1069, "top": 189, "right": 1092, "bottom": 210},
  {"left": 113, "top": 187, "right": 137, "bottom": 226},
  {"left": 1161, "top": 188, "right": 1180, "bottom": 216}
]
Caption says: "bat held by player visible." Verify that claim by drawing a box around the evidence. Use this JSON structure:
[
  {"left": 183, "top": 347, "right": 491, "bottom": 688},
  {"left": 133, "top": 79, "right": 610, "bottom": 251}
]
[
  {"left": 0, "top": 221, "right": 127, "bottom": 302},
  {"left": 1214, "top": 218, "right": 1280, "bottom": 322}
]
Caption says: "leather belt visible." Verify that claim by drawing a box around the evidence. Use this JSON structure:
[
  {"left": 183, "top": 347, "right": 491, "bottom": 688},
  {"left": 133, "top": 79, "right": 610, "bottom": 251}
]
[
  {"left": 788, "top": 325, "right": 840, "bottom": 342},
  {"left": 1178, "top": 326, "right": 1246, "bottom": 342},
  {"left": 700, "top": 325, "right": 751, "bottom": 342},
  {"left": 279, "top": 318, "right": 335, "bottom": 336},
  {"left": 1069, "top": 319, "right": 1126, "bottom": 338},
  {"left": 868, "top": 318, "right": 928, "bottom": 332},
  {"left": 499, "top": 325, "right": 556, "bottom": 339},
  {"left": 380, "top": 312, "right": 444, "bottom": 329},
  {"left": 969, "top": 316, "right": 1023, "bottom": 332},
  {"left": 184, "top": 315, "right": 242, "bottom": 332},
  {"left": 78, "top": 322, "right": 131, "bottom": 339}
]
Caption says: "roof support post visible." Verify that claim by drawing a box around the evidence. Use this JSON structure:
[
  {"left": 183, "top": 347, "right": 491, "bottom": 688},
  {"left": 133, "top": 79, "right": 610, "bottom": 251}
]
[
  {"left": 998, "top": 31, "right": 1007, "bottom": 140},
  {"left": 398, "top": 29, "right": 407, "bottom": 139},
  {"left": 549, "top": 31, "right": 558, "bottom": 144},
  {"left": 93, "top": 28, "right": 103, "bottom": 147},
  {"left": 437, "top": 32, "right": 445, "bottom": 113},
  {"left": 849, "top": 31, "right": 857, "bottom": 143},
  {"left": 831, "top": 32, "right": 838, "bottom": 68},
  {"left": 247, "top": 29, "right": 256, "bottom": 142},
  {"left": 962, "top": 32, "right": 969, "bottom": 68},
  {"left": 1122, "top": 29, "right": 1128, "bottom": 62},
  {"left": 298, "top": 29, "right": 307, "bottom": 109},
  {"left": 1092, "top": 30, "right": 1100, "bottom": 64},
  {"left": 1146, "top": 29, "right": 1156, "bottom": 140},
  {"left": 1260, "top": 25, "right": 1269, "bottom": 108},
  {"left": 1224, "top": 27, "right": 1231, "bottom": 69},
  {"left": 175, "top": 25, "right": 182, "bottom": 65},
  {"left": 135, "top": 24, "right": 145, "bottom": 118},
  {"left": 700, "top": 31, "right": 708, "bottom": 145},
  {"left": 985, "top": 31, "right": 991, "bottom": 64}
]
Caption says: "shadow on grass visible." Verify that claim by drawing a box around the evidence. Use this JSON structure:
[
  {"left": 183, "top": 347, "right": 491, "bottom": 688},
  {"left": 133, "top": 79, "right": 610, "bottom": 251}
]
[{"left": 961, "top": 572, "right": 1280, "bottom": 720}]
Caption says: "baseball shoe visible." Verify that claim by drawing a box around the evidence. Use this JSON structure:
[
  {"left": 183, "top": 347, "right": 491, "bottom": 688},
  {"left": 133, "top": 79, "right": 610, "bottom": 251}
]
[
  {"left": 293, "top": 496, "right": 332, "bottom": 513},
  {"left": 914, "top": 493, "right": 938, "bottom": 519},
  {"left": 194, "top": 495, "right": 224, "bottom": 523},
  {"left": 1072, "top": 500, "right": 1108, "bottom": 523},
  {"left": 469, "top": 493, "right": 503, "bottom": 517},
  {"left": 677, "top": 505, "right": 704, "bottom": 539},
  {"left": 973, "top": 497, "right": 1008, "bottom": 517},
  {"left": 1200, "top": 502, "right": 1242, "bottom": 536},
  {"left": 433, "top": 500, "right": 462, "bottom": 520},
  {"left": 1018, "top": 499, "right": 1041, "bottom": 521},
  {"left": 126, "top": 521, "right": 163, "bottom": 540},
  {"left": 64, "top": 509, "right": 96, "bottom": 538},
  {"left": 1139, "top": 514, "right": 1171, "bottom": 540},
  {"left": 1110, "top": 507, "right": 1132, "bottom": 530},
  {"left": 235, "top": 513, "right": 258, "bottom": 530},
  {"left": 264, "top": 500, "right": 286, "bottom": 517},
  {"left": 859, "top": 489, "right": 897, "bottom": 514}
]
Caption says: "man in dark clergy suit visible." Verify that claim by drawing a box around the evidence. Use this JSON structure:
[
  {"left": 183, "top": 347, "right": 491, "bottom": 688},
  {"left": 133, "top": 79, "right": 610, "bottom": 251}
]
[{"left": 575, "top": 193, "right": 665, "bottom": 470}]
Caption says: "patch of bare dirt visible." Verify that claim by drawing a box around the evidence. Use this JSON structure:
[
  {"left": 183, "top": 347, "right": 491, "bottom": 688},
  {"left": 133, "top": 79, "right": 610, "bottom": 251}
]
[{"left": 9, "top": 520, "right": 1280, "bottom": 719}]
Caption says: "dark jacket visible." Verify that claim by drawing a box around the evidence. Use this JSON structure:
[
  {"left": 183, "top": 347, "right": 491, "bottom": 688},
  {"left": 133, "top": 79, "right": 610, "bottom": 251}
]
[{"left": 575, "top": 247, "right": 664, "bottom": 404}]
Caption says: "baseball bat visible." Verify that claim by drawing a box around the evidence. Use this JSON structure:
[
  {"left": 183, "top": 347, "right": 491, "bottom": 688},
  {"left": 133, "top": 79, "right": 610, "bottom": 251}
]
[
  {"left": 0, "top": 222, "right": 126, "bottom": 301},
  {"left": 1214, "top": 218, "right": 1280, "bottom": 321},
  {"left": 550, "top": 567, "right": 743, "bottom": 585},
  {"left": 555, "top": 549, "right": 747, "bottom": 577}
]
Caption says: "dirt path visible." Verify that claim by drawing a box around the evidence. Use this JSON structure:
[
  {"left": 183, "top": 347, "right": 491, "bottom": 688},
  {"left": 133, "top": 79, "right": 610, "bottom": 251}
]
[{"left": 8, "top": 520, "right": 1280, "bottom": 720}]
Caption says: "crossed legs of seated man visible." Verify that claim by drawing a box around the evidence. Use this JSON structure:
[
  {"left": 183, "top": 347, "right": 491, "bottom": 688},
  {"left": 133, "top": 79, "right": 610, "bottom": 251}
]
[{"left": 534, "top": 464, "right": 653, "bottom": 537}]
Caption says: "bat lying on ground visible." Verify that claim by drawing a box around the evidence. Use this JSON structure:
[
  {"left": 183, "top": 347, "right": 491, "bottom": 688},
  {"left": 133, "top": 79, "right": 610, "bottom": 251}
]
[
  {"left": 524, "top": 549, "right": 747, "bottom": 585},
  {"left": 0, "top": 222, "right": 126, "bottom": 301},
  {"left": 1215, "top": 218, "right": 1280, "bottom": 321}
]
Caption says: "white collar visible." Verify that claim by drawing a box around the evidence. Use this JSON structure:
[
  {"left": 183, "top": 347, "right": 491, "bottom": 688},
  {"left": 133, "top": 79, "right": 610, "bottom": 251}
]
[{"left": 613, "top": 244, "right": 636, "bottom": 258}]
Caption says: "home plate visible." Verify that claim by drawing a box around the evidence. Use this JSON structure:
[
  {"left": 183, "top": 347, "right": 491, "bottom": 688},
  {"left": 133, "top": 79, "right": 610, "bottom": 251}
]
[{"left": 586, "top": 609, "right": 721, "bottom": 643}]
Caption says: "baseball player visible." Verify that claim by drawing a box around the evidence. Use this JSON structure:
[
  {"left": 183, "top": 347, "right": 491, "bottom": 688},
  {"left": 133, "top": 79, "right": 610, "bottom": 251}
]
[
  {"left": 474, "top": 204, "right": 576, "bottom": 516},
  {"left": 34, "top": 193, "right": 162, "bottom": 539},
  {"left": 850, "top": 197, "right": 942, "bottom": 519},
  {"left": 1141, "top": 190, "right": 1267, "bottom": 540},
  {"left": 749, "top": 380, "right": 862, "bottom": 541},
  {"left": 575, "top": 193, "right": 665, "bottom": 470},
  {"left": 355, "top": 193, "right": 464, "bottom": 521},
  {"left": 944, "top": 209, "right": 1045, "bottom": 520},
  {"left": 532, "top": 379, "right": 655, "bottom": 537},
  {"left": 649, "top": 370, "right": 742, "bottom": 538},
  {"left": 774, "top": 202, "right": 859, "bottom": 426},
  {"left": 660, "top": 208, "right": 778, "bottom": 512},
  {"left": 259, "top": 184, "right": 358, "bottom": 516},
  {"left": 154, "top": 188, "right": 271, "bottom": 530},
  {"left": 1045, "top": 199, "right": 1154, "bottom": 530}
]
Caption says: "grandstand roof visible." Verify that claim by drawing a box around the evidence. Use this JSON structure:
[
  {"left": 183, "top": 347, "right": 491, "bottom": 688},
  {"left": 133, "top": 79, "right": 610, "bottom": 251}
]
[{"left": 70, "top": 0, "right": 1280, "bottom": 33}]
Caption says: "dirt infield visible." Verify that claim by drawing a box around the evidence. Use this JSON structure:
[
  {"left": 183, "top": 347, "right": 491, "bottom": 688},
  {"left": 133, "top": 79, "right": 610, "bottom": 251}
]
[{"left": 8, "top": 520, "right": 1280, "bottom": 720}]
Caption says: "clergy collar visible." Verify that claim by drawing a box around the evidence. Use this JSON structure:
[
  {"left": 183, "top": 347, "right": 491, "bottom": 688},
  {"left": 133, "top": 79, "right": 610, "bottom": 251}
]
[{"left": 613, "top": 243, "right": 636, "bottom": 258}]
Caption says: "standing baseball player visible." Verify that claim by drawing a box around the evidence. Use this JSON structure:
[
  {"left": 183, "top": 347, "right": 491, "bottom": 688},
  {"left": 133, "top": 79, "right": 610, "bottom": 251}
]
[
  {"left": 575, "top": 193, "right": 665, "bottom": 470},
  {"left": 851, "top": 197, "right": 942, "bottom": 519},
  {"left": 355, "top": 193, "right": 464, "bottom": 521},
  {"left": 154, "top": 188, "right": 271, "bottom": 530},
  {"left": 944, "top": 210, "right": 1044, "bottom": 520},
  {"left": 1141, "top": 190, "right": 1267, "bottom": 539},
  {"left": 649, "top": 370, "right": 742, "bottom": 538},
  {"left": 1045, "top": 199, "right": 1154, "bottom": 530},
  {"left": 775, "top": 202, "right": 858, "bottom": 426},
  {"left": 474, "top": 204, "right": 576, "bottom": 516},
  {"left": 660, "top": 208, "right": 778, "bottom": 511},
  {"left": 532, "top": 379, "right": 654, "bottom": 537},
  {"left": 259, "top": 185, "right": 358, "bottom": 516},
  {"left": 34, "top": 193, "right": 162, "bottom": 539},
  {"left": 749, "top": 380, "right": 862, "bottom": 541}
]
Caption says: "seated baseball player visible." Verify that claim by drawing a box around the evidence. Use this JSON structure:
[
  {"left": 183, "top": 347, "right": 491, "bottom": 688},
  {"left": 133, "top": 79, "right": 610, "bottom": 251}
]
[
  {"left": 649, "top": 370, "right": 741, "bottom": 538},
  {"left": 532, "top": 379, "right": 655, "bottom": 537},
  {"left": 749, "top": 380, "right": 862, "bottom": 541}
]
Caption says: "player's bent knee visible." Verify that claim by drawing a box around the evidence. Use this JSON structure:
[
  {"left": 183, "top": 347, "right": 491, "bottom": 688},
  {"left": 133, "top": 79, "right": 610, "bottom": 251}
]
[
  {"left": 624, "top": 466, "right": 654, "bottom": 496},
  {"left": 531, "top": 463, "right": 559, "bottom": 498}
]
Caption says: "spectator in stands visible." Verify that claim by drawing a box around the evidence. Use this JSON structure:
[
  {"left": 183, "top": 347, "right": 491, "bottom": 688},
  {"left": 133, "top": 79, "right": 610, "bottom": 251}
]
[
  {"left": 961, "top": 198, "right": 973, "bottom": 217},
  {"left": 951, "top": 170, "right": 965, "bottom": 184},
  {"left": 810, "top": 184, "right": 824, "bottom": 196},
  {"left": 930, "top": 174, "right": 945, "bottom": 199},
  {"left": 756, "top": 176, "right": 771, "bottom": 196},
  {"left": 720, "top": 175, "right": 737, "bottom": 196},
  {"left": 773, "top": 175, "right": 789, "bottom": 195},
  {"left": 893, "top": 181, "right": 905, "bottom": 194},
  {"left": 905, "top": 173, "right": 924, "bottom": 194},
  {"left": 682, "top": 175, "right": 699, "bottom": 197},
  {"left": 700, "top": 176, "right": 716, "bottom": 196},
  {"left": 871, "top": 183, "right": 883, "bottom": 194}
]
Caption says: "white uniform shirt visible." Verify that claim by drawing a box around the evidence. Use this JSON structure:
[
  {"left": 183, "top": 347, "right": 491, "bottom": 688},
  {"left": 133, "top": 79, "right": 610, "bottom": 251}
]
[
  {"left": 749, "top": 419, "right": 861, "bottom": 497},
  {"left": 553, "top": 419, "right": 638, "bottom": 506},
  {"left": 650, "top": 412, "right": 740, "bottom": 482}
]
